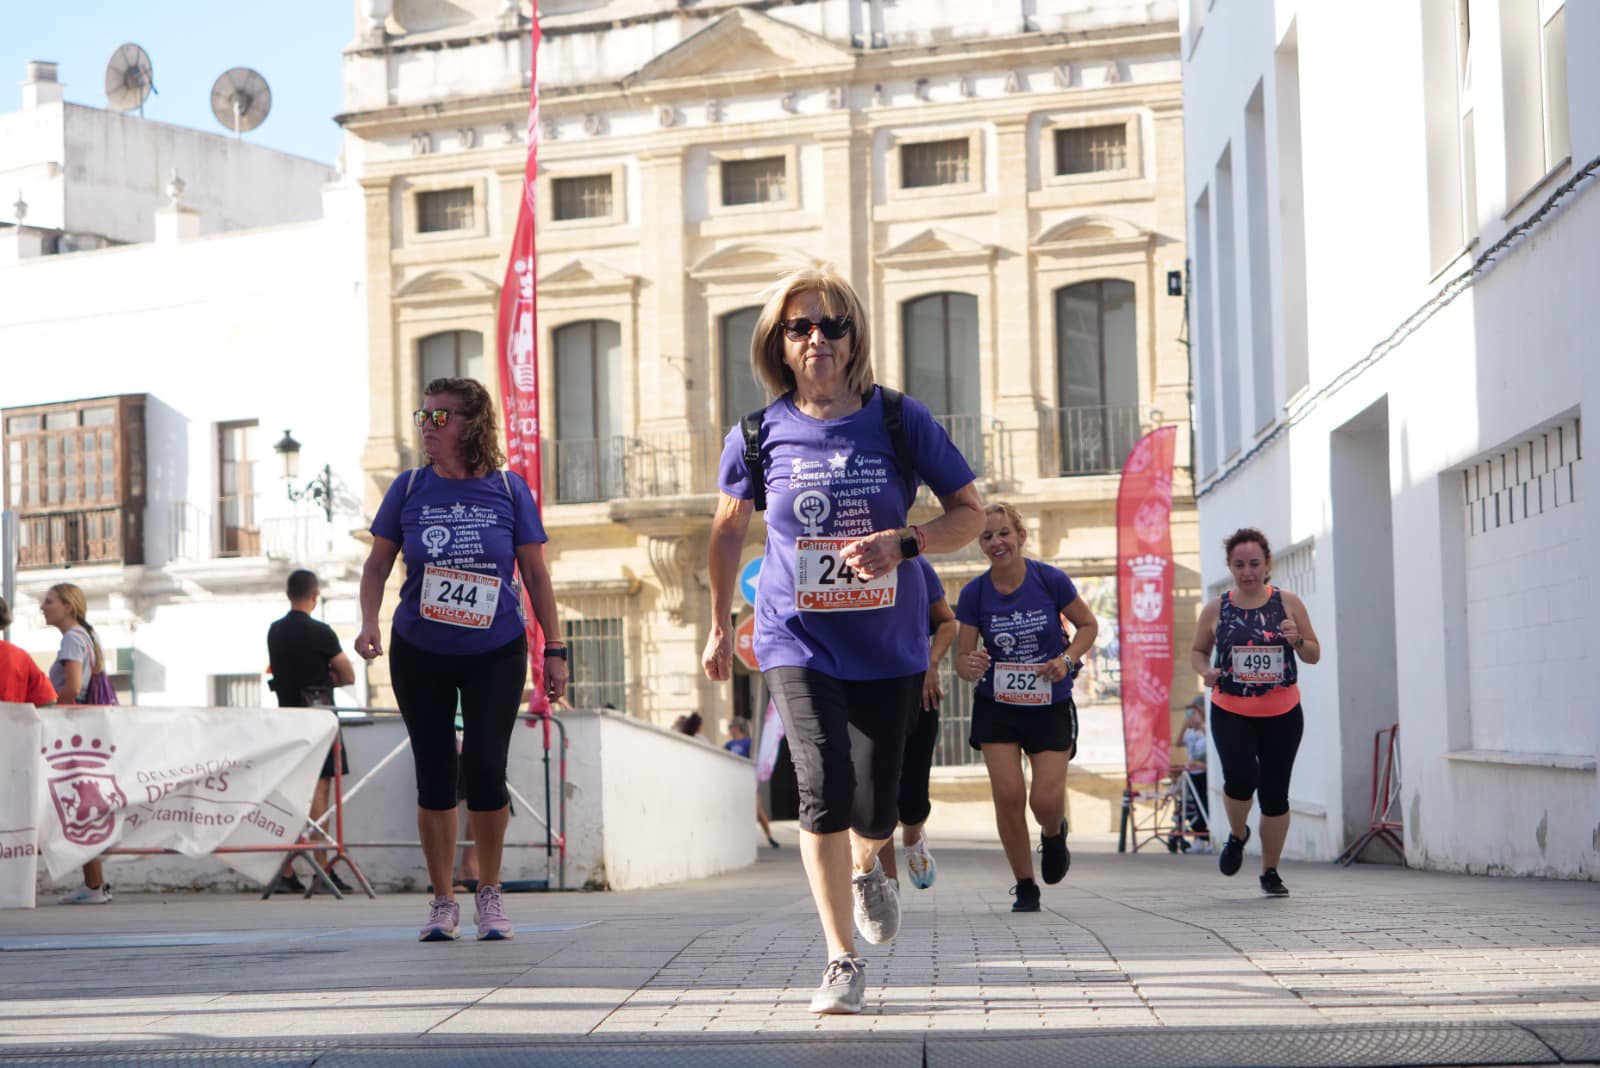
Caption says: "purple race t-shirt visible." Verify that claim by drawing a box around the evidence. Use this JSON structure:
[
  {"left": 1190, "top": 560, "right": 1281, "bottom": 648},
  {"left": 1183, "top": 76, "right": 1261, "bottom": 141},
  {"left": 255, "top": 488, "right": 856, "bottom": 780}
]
[
  {"left": 371, "top": 467, "right": 546, "bottom": 656},
  {"left": 957, "top": 559, "right": 1081, "bottom": 703},
  {"left": 719, "top": 387, "right": 975, "bottom": 680}
]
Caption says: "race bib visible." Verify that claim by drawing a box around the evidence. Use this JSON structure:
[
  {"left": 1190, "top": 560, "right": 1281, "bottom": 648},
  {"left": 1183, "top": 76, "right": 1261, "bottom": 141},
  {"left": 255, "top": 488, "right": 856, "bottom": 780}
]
[
  {"left": 794, "top": 538, "right": 898, "bottom": 612},
  {"left": 994, "top": 662, "right": 1052, "bottom": 706},
  {"left": 1230, "top": 645, "right": 1284, "bottom": 686},
  {"left": 421, "top": 565, "right": 501, "bottom": 629}
]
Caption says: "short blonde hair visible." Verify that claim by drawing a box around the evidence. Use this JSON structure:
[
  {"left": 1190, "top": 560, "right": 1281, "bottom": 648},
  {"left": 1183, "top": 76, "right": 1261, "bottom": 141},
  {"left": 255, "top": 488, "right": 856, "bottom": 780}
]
[{"left": 750, "top": 266, "right": 874, "bottom": 398}]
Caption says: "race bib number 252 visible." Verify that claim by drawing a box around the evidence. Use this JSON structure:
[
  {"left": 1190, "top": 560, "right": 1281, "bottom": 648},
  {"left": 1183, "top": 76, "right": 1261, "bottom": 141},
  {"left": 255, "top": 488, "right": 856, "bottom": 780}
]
[
  {"left": 994, "top": 662, "right": 1052, "bottom": 706},
  {"left": 794, "top": 538, "right": 897, "bottom": 612}
]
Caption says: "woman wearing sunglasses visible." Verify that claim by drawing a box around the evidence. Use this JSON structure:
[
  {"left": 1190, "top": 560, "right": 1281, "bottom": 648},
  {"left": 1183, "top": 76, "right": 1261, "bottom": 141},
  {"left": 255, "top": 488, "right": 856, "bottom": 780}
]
[
  {"left": 703, "top": 266, "right": 983, "bottom": 1014},
  {"left": 355, "top": 376, "right": 568, "bottom": 943}
]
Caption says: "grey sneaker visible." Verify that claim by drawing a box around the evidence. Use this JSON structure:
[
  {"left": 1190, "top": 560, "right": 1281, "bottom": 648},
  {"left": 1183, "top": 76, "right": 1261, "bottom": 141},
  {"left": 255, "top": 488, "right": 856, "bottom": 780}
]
[
  {"left": 852, "top": 858, "right": 900, "bottom": 945},
  {"left": 808, "top": 954, "right": 867, "bottom": 1014}
]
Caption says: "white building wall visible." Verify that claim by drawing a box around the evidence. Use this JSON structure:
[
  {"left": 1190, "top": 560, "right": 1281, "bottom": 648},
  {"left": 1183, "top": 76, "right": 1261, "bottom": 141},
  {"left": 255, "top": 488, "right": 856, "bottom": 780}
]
[
  {"left": 1182, "top": 0, "right": 1598, "bottom": 876},
  {"left": 1, "top": 181, "right": 370, "bottom": 705},
  {"left": 1, "top": 100, "right": 332, "bottom": 245}
]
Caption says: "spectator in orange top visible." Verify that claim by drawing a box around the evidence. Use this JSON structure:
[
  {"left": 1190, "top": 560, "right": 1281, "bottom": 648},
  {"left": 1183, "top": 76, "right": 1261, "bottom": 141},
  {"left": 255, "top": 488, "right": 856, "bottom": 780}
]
[{"left": 0, "top": 597, "right": 56, "bottom": 707}]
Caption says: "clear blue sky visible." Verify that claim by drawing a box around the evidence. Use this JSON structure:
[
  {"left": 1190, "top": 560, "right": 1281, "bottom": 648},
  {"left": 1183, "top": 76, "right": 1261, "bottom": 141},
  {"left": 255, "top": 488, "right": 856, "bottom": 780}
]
[{"left": 3, "top": 2, "right": 352, "bottom": 165}]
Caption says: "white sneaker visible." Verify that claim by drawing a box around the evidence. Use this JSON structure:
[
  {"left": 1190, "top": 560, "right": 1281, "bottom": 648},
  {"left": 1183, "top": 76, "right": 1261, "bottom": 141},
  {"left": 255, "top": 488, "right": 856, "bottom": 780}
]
[
  {"left": 58, "top": 883, "right": 112, "bottom": 905},
  {"left": 905, "top": 837, "right": 937, "bottom": 889},
  {"left": 809, "top": 954, "right": 867, "bottom": 1014},
  {"left": 852, "top": 859, "right": 900, "bottom": 945}
]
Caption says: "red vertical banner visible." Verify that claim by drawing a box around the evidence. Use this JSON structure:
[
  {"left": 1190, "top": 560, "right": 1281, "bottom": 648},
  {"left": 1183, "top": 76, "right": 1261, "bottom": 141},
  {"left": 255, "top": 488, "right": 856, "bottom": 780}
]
[
  {"left": 498, "top": 7, "right": 548, "bottom": 713},
  {"left": 1117, "top": 425, "right": 1178, "bottom": 787}
]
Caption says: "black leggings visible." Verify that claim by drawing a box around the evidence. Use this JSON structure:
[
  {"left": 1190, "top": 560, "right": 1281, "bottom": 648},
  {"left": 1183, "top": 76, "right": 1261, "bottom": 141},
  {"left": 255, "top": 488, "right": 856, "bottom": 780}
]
[
  {"left": 898, "top": 700, "right": 939, "bottom": 828},
  {"left": 764, "top": 666, "right": 922, "bottom": 840},
  {"left": 1210, "top": 704, "right": 1304, "bottom": 818},
  {"left": 389, "top": 630, "right": 527, "bottom": 811}
]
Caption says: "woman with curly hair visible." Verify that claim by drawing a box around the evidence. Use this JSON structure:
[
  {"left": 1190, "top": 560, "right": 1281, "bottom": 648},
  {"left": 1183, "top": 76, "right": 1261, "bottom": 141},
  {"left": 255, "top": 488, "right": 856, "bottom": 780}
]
[{"left": 356, "top": 377, "right": 568, "bottom": 942}]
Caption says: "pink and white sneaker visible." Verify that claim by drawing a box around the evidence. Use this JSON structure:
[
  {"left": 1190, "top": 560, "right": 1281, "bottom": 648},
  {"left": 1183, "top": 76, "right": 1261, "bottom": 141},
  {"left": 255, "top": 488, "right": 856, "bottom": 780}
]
[
  {"left": 419, "top": 896, "right": 460, "bottom": 942},
  {"left": 474, "top": 883, "right": 514, "bottom": 941}
]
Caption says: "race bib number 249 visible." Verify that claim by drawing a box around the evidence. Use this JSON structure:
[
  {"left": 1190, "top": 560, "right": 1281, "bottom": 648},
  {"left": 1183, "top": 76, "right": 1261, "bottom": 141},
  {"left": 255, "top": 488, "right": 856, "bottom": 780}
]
[{"left": 794, "top": 538, "right": 897, "bottom": 612}]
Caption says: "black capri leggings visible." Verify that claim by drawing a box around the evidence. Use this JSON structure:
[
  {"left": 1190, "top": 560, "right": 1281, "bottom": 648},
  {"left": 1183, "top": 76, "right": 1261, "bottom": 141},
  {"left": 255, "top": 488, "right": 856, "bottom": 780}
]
[
  {"left": 1209, "top": 703, "right": 1304, "bottom": 818},
  {"left": 898, "top": 700, "right": 940, "bottom": 828},
  {"left": 764, "top": 666, "right": 922, "bottom": 840},
  {"left": 389, "top": 630, "right": 527, "bottom": 812}
]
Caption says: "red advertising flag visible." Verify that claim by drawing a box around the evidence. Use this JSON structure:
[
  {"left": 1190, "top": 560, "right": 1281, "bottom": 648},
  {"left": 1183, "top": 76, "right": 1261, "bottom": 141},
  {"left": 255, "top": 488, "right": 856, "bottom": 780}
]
[
  {"left": 1117, "top": 425, "right": 1178, "bottom": 787},
  {"left": 497, "top": 7, "right": 547, "bottom": 713}
]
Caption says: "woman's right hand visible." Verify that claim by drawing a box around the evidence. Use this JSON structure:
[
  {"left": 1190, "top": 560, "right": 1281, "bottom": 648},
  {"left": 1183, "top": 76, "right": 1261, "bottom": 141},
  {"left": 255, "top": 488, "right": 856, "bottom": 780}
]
[
  {"left": 958, "top": 644, "right": 990, "bottom": 682},
  {"left": 354, "top": 623, "right": 384, "bottom": 661},
  {"left": 702, "top": 625, "right": 732, "bottom": 681}
]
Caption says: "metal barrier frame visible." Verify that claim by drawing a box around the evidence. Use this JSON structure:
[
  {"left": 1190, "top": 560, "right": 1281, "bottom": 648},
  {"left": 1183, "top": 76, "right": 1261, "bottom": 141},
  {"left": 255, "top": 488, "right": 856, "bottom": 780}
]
[{"left": 1337, "top": 724, "right": 1403, "bottom": 866}]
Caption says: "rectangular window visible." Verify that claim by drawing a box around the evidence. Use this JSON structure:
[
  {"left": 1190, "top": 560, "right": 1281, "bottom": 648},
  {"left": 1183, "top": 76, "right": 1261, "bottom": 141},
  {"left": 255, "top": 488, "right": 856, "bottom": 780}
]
[
  {"left": 720, "top": 157, "right": 786, "bottom": 206},
  {"left": 1193, "top": 191, "right": 1217, "bottom": 478},
  {"left": 217, "top": 421, "right": 259, "bottom": 558},
  {"left": 900, "top": 138, "right": 971, "bottom": 188},
  {"left": 1214, "top": 146, "right": 1242, "bottom": 459},
  {"left": 212, "top": 674, "right": 262, "bottom": 708},
  {"left": 2, "top": 395, "right": 145, "bottom": 568},
  {"left": 1274, "top": 23, "right": 1310, "bottom": 396},
  {"left": 1245, "top": 82, "right": 1275, "bottom": 431},
  {"left": 1054, "top": 124, "right": 1128, "bottom": 176},
  {"left": 1501, "top": 0, "right": 1569, "bottom": 199},
  {"left": 418, "top": 331, "right": 485, "bottom": 397},
  {"left": 1423, "top": 0, "right": 1477, "bottom": 271},
  {"left": 417, "top": 187, "right": 475, "bottom": 233},
  {"left": 552, "top": 174, "right": 614, "bottom": 222},
  {"left": 563, "top": 615, "right": 627, "bottom": 712}
]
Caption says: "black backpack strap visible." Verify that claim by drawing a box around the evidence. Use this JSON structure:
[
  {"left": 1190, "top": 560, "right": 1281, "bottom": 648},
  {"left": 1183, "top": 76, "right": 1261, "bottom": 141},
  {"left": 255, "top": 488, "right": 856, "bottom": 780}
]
[
  {"left": 876, "top": 386, "right": 917, "bottom": 500},
  {"left": 740, "top": 407, "right": 767, "bottom": 512}
]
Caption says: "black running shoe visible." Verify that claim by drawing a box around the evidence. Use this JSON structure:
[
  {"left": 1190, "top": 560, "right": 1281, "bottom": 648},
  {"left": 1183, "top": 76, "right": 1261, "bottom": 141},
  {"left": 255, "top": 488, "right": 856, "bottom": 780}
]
[
  {"left": 316, "top": 871, "right": 354, "bottom": 894},
  {"left": 271, "top": 871, "right": 307, "bottom": 895},
  {"left": 1010, "top": 879, "right": 1041, "bottom": 913},
  {"left": 1219, "top": 825, "right": 1251, "bottom": 877},
  {"left": 1259, "top": 868, "right": 1289, "bottom": 897},
  {"left": 1039, "top": 821, "right": 1070, "bottom": 885}
]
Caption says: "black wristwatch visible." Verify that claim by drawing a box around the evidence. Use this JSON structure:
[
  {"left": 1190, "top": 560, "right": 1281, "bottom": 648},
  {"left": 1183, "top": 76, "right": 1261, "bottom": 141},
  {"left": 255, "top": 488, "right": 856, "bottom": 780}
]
[
  {"left": 898, "top": 527, "right": 921, "bottom": 560},
  {"left": 544, "top": 645, "right": 569, "bottom": 661}
]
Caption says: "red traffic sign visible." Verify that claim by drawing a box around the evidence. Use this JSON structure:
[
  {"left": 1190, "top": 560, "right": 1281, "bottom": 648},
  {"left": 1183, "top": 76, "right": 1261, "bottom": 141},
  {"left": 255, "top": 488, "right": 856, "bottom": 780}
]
[{"left": 734, "top": 613, "right": 760, "bottom": 672}]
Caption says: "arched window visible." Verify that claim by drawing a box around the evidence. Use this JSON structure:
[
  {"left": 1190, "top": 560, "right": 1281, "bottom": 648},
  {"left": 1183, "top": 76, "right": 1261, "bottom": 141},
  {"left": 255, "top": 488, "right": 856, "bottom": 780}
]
[
  {"left": 902, "top": 292, "right": 982, "bottom": 470},
  {"left": 719, "top": 306, "right": 766, "bottom": 428},
  {"left": 1054, "top": 280, "right": 1138, "bottom": 474},
  {"left": 553, "top": 320, "right": 623, "bottom": 502},
  {"left": 417, "top": 330, "right": 484, "bottom": 397}
]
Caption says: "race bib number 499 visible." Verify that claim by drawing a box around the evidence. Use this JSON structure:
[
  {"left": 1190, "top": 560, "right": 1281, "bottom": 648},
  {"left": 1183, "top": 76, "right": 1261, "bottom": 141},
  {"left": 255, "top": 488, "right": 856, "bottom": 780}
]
[
  {"left": 1230, "top": 645, "right": 1285, "bottom": 686},
  {"left": 421, "top": 565, "right": 501, "bottom": 629},
  {"left": 794, "top": 538, "right": 898, "bottom": 612},
  {"left": 994, "top": 663, "right": 1052, "bottom": 706}
]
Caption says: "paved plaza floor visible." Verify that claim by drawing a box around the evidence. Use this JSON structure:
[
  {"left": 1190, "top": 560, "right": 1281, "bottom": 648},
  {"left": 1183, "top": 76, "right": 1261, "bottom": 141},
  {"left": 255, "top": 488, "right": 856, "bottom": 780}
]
[{"left": 1, "top": 832, "right": 1597, "bottom": 1066}]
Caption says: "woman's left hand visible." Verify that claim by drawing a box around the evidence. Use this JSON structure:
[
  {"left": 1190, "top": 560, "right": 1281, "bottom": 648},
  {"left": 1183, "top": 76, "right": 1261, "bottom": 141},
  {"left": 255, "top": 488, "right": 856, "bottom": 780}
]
[
  {"left": 841, "top": 530, "right": 904, "bottom": 581},
  {"left": 544, "top": 655, "right": 569, "bottom": 701}
]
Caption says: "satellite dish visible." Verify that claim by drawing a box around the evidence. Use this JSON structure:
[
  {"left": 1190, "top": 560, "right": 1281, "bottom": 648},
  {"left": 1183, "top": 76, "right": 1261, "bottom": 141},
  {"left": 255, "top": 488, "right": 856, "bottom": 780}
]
[
  {"left": 210, "top": 67, "right": 271, "bottom": 137},
  {"left": 105, "top": 43, "right": 155, "bottom": 114}
]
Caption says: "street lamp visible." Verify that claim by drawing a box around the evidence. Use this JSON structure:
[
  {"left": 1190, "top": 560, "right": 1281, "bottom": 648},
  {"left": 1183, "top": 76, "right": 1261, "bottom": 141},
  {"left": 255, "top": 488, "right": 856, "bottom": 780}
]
[{"left": 273, "top": 429, "right": 334, "bottom": 523}]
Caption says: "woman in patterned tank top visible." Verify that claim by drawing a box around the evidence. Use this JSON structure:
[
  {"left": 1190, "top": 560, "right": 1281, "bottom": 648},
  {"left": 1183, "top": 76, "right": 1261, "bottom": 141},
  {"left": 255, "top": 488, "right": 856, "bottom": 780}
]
[{"left": 1189, "top": 528, "right": 1322, "bottom": 898}]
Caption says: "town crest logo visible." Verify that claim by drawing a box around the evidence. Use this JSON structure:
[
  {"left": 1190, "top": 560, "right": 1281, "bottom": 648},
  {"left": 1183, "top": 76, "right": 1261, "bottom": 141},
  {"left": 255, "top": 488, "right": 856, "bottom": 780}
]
[
  {"left": 42, "top": 734, "right": 126, "bottom": 847},
  {"left": 1129, "top": 554, "right": 1167, "bottom": 624}
]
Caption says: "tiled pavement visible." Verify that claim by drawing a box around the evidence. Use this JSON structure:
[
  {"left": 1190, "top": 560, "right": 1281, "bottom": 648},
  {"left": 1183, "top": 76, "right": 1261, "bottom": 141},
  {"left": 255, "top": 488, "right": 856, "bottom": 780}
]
[{"left": 1, "top": 833, "right": 1596, "bottom": 1066}]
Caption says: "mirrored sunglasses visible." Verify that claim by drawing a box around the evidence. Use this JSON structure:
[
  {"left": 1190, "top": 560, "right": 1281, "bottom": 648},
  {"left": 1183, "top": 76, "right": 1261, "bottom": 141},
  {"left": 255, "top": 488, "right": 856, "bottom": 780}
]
[
  {"left": 412, "top": 408, "right": 459, "bottom": 428},
  {"left": 781, "top": 316, "right": 852, "bottom": 342}
]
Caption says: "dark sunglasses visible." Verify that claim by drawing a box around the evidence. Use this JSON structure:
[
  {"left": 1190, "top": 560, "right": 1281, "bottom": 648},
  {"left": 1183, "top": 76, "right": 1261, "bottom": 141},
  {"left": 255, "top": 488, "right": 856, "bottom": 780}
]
[
  {"left": 781, "top": 316, "right": 852, "bottom": 342},
  {"left": 412, "top": 408, "right": 461, "bottom": 428}
]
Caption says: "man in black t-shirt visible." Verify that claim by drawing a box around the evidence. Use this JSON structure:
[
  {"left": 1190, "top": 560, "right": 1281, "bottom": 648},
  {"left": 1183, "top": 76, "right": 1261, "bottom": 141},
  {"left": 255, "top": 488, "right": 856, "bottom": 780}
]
[{"left": 267, "top": 569, "right": 356, "bottom": 892}]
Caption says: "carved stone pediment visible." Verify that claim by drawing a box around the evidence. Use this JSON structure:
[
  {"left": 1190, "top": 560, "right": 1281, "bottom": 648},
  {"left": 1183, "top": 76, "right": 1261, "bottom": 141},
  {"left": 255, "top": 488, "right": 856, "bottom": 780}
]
[
  {"left": 687, "top": 242, "right": 818, "bottom": 286},
  {"left": 624, "top": 7, "right": 855, "bottom": 93},
  {"left": 1033, "top": 214, "right": 1153, "bottom": 258},
  {"left": 538, "top": 257, "right": 639, "bottom": 297},
  {"left": 393, "top": 267, "right": 500, "bottom": 306},
  {"left": 876, "top": 228, "right": 998, "bottom": 271}
]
